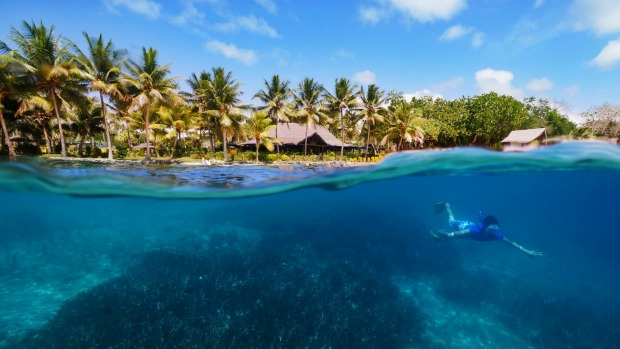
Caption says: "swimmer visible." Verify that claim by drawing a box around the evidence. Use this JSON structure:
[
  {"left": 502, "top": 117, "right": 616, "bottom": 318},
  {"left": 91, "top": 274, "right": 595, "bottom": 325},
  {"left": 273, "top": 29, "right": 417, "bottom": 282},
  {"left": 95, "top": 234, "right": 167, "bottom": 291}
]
[{"left": 431, "top": 202, "right": 543, "bottom": 258}]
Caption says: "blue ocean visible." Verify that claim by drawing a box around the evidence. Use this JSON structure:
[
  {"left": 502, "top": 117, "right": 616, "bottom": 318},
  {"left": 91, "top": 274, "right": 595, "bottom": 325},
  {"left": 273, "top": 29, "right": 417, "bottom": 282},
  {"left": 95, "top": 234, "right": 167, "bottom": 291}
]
[{"left": 1, "top": 142, "right": 619, "bottom": 349}]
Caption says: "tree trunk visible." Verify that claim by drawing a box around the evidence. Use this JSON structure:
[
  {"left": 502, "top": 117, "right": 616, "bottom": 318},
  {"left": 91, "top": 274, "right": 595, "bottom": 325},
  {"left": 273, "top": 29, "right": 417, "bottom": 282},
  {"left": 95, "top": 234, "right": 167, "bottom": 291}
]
[
  {"left": 144, "top": 102, "right": 151, "bottom": 161},
  {"left": 99, "top": 91, "right": 113, "bottom": 160},
  {"left": 223, "top": 128, "right": 229, "bottom": 161},
  {"left": 50, "top": 87, "right": 67, "bottom": 157},
  {"left": 171, "top": 132, "right": 178, "bottom": 159},
  {"left": 340, "top": 109, "right": 344, "bottom": 161},
  {"left": 304, "top": 123, "right": 309, "bottom": 156},
  {"left": 275, "top": 121, "right": 279, "bottom": 153},
  {"left": 365, "top": 118, "right": 371, "bottom": 162},
  {"left": 41, "top": 120, "right": 51, "bottom": 154},
  {"left": 0, "top": 107, "right": 16, "bottom": 158},
  {"left": 91, "top": 136, "right": 95, "bottom": 155}
]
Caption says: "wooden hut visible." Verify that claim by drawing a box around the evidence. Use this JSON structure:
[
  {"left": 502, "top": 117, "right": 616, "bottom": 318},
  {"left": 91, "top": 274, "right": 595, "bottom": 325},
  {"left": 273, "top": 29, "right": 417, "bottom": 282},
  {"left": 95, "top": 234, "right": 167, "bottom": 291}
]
[
  {"left": 238, "top": 123, "right": 359, "bottom": 154},
  {"left": 501, "top": 128, "right": 547, "bottom": 152}
]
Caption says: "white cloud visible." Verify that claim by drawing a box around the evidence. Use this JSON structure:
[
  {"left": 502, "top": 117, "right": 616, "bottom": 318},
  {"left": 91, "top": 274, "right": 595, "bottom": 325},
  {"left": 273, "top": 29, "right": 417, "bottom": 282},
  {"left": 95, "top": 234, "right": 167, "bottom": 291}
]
[
  {"left": 471, "top": 32, "right": 485, "bottom": 48},
  {"left": 571, "top": 0, "right": 620, "bottom": 35},
  {"left": 388, "top": 0, "right": 467, "bottom": 22},
  {"left": 359, "top": 6, "right": 386, "bottom": 24},
  {"left": 331, "top": 49, "right": 355, "bottom": 62},
  {"left": 205, "top": 40, "right": 257, "bottom": 65},
  {"left": 526, "top": 77, "right": 554, "bottom": 92},
  {"left": 360, "top": 0, "right": 466, "bottom": 24},
  {"left": 590, "top": 38, "right": 620, "bottom": 68},
  {"left": 439, "top": 25, "right": 485, "bottom": 48},
  {"left": 533, "top": 0, "right": 545, "bottom": 9},
  {"left": 353, "top": 70, "right": 377, "bottom": 85},
  {"left": 215, "top": 15, "right": 278, "bottom": 37},
  {"left": 475, "top": 68, "right": 524, "bottom": 99},
  {"left": 404, "top": 90, "right": 443, "bottom": 100},
  {"left": 105, "top": 0, "right": 162, "bottom": 19},
  {"left": 172, "top": 0, "right": 205, "bottom": 25},
  {"left": 440, "top": 25, "right": 472, "bottom": 40},
  {"left": 255, "top": 0, "right": 277, "bottom": 14}
]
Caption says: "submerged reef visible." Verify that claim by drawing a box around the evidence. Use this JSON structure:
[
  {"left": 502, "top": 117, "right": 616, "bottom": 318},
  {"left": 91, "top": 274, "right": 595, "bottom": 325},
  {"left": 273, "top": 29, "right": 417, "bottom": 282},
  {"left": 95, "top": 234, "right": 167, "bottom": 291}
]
[{"left": 12, "top": 230, "right": 423, "bottom": 348}]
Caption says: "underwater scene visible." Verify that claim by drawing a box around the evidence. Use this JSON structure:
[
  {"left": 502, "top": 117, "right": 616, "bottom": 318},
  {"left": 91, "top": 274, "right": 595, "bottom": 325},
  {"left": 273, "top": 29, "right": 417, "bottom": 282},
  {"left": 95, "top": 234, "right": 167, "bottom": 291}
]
[{"left": 1, "top": 142, "right": 619, "bottom": 349}]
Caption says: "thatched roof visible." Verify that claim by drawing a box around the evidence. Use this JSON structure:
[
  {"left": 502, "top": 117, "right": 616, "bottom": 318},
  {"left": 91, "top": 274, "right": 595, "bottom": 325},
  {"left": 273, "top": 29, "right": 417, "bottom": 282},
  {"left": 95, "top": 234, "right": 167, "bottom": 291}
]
[
  {"left": 241, "top": 123, "right": 347, "bottom": 147},
  {"left": 501, "top": 128, "right": 547, "bottom": 144}
]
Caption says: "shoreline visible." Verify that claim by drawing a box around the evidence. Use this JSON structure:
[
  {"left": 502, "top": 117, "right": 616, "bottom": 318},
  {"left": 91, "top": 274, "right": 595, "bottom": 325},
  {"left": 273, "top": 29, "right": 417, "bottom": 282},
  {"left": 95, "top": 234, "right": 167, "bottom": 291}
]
[{"left": 32, "top": 156, "right": 377, "bottom": 169}]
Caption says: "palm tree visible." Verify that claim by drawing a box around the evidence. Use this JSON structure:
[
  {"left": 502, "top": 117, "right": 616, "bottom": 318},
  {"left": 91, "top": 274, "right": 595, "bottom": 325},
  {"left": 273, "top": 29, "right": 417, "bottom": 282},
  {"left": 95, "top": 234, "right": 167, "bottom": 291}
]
[
  {"left": 293, "top": 77, "right": 329, "bottom": 156},
  {"left": 124, "top": 47, "right": 183, "bottom": 161},
  {"left": 160, "top": 105, "right": 197, "bottom": 158},
  {"left": 359, "top": 84, "right": 388, "bottom": 161},
  {"left": 245, "top": 110, "right": 280, "bottom": 161},
  {"left": 253, "top": 74, "right": 294, "bottom": 153},
  {"left": 325, "top": 78, "right": 359, "bottom": 160},
  {"left": 187, "top": 71, "right": 218, "bottom": 153},
  {"left": 201, "top": 67, "right": 246, "bottom": 162},
  {"left": 381, "top": 99, "right": 425, "bottom": 151},
  {"left": 68, "top": 96, "right": 103, "bottom": 156},
  {"left": 75, "top": 32, "right": 127, "bottom": 160},
  {"left": 0, "top": 20, "right": 83, "bottom": 158},
  {"left": 15, "top": 93, "right": 54, "bottom": 153},
  {"left": 0, "top": 55, "right": 27, "bottom": 157}
]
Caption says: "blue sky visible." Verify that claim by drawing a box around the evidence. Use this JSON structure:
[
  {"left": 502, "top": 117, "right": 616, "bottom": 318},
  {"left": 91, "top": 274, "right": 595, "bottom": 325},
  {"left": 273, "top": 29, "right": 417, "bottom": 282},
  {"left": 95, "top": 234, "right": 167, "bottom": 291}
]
[{"left": 3, "top": 0, "right": 620, "bottom": 120}]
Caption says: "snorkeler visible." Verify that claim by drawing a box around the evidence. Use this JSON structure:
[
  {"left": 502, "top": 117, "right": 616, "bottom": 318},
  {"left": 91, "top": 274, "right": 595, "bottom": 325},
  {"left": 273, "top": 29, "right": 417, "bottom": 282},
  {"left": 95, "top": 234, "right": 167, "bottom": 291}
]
[{"left": 431, "top": 202, "right": 543, "bottom": 258}]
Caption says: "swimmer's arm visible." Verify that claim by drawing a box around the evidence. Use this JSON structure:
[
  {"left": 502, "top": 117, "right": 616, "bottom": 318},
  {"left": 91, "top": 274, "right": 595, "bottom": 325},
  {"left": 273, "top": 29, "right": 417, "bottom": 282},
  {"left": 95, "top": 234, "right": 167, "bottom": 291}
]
[
  {"left": 502, "top": 237, "right": 543, "bottom": 258},
  {"left": 431, "top": 229, "right": 469, "bottom": 239}
]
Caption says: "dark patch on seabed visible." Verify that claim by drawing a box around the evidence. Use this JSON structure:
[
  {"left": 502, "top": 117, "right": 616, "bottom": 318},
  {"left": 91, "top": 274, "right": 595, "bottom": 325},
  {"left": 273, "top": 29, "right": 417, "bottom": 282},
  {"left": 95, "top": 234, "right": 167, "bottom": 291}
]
[{"left": 6, "top": 228, "right": 423, "bottom": 349}]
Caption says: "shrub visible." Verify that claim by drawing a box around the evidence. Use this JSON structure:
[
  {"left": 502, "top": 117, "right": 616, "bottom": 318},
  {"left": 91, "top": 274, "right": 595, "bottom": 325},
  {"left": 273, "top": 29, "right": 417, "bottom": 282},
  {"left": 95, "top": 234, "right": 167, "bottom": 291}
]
[
  {"left": 115, "top": 145, "right": 128, "bottom": 159},
  {"left": 280, "top": 154, "right": 290, "bottom": 161}
]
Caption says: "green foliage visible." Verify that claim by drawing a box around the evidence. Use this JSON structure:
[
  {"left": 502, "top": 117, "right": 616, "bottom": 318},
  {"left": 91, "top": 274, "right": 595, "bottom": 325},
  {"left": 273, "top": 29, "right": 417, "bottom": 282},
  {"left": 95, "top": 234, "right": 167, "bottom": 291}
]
[{"left": 115, "top": 145, "right": 128, "bottom": 159}]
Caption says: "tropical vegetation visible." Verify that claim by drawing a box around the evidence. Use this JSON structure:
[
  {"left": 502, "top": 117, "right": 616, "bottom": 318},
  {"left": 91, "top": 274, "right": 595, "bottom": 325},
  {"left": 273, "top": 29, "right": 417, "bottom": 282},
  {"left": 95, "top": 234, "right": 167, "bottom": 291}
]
[{"left": 2, "top": 20, "right": 611, "bottom": 163}]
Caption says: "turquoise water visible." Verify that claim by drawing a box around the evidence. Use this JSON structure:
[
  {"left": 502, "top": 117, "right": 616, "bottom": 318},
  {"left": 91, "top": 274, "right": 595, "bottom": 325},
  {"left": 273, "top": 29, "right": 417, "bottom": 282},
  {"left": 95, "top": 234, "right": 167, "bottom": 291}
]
[{"left": 1, "top": 142, "right": 619, "bottom": 348}]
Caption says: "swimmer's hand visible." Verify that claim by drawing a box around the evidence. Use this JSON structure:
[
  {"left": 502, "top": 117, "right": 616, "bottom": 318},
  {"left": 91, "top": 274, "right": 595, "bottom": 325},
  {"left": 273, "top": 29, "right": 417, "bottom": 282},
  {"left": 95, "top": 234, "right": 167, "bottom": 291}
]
[
  {"left": 430, "top": 229, "right": 452, "bottom": 239},
  {"left": 525, "top": 249, "right": 543, "bottom": 258}
]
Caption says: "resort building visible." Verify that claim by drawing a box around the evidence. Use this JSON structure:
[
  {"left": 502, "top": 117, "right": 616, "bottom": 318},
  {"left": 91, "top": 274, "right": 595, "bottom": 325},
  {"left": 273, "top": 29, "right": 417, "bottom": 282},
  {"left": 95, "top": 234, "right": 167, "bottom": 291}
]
[
  {"left": 501, "top": 128, "right": 547, "bottom": 152},
  {"left": 237, "top": 122, "right": 360, "bottom": 154}
]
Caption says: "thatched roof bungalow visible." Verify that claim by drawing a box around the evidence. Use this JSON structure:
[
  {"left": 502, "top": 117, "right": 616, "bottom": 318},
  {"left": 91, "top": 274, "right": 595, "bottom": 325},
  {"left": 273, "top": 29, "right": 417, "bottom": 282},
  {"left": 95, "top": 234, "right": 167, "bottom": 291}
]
[
  {"left": 501, "top": 128, "right": 547, "bottom": 152},
  {"left": 237, "top": 123, "right": 360, "bottom": 153}
]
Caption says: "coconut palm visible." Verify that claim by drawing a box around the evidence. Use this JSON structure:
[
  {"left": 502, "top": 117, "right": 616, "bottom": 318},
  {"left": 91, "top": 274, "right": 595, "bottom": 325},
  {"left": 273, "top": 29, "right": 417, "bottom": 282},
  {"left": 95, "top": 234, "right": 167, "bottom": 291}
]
[
  {"left": 67, "top": 96, "right": 103, "bottom": 156},
  {"left": 124, "top": 47, "right": 184, "bottom": 161},
  {"left": 359, "top": 84, "right": 388, "bottom": 161},
  {"left": 245, "top": 110, "right": 280, "bottom": 161},
  {"left": 325, "top": 78, "right": 359, "bottom": 160},
  {"left": 381, "top": 99, "right": 425, "bottom": 151},
  {"left": 253, "top": 74, "right": 294, "bottom": 153},
  {"left": 0, "top": 20, "right": 84, "bottom": 158},
  {"left": 159, "top": 104, "right": 197, "bottom": 158},
  {"left": 15, "top": 92, "right": 54, "bottom": 153},
  {"left": 0, "top": 55, "right": 27, "bottom": 157},
  {"left": 74, "top": 32, "right": 127, "bottom": 159},
  {"left": 293, "top": 77, "right": 329, "bottom": 156},
  {"left": 201, "top": 67, "right": 246, "bottom": 162},
  {"left": 187, "top": 71, "right": 219, "bottom": 153}
]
